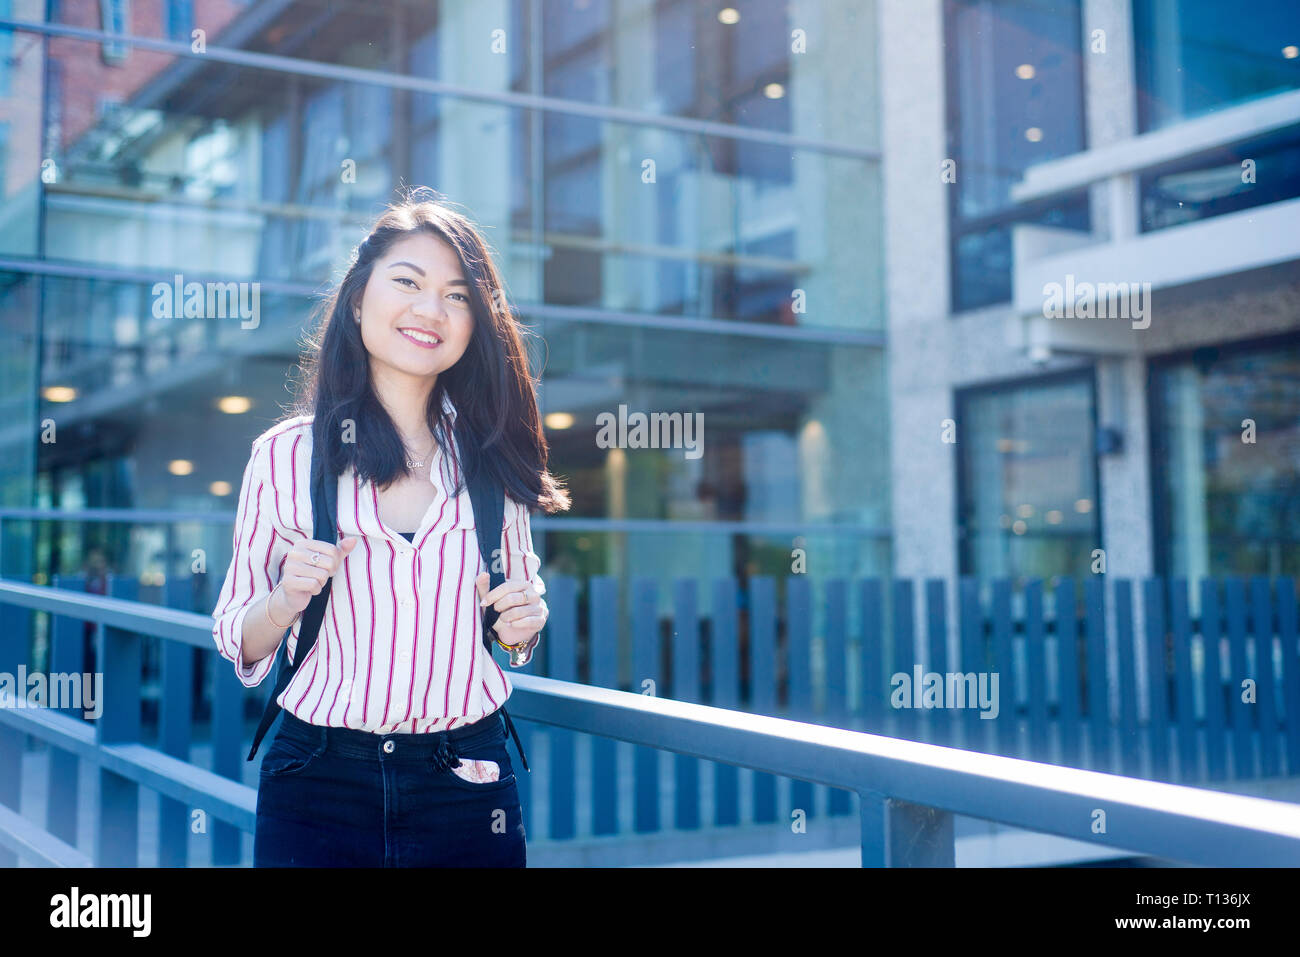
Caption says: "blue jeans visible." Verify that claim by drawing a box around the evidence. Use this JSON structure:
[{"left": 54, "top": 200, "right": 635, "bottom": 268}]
[{"left": 254, "top": 708, "right": 527, "bottom": 867}]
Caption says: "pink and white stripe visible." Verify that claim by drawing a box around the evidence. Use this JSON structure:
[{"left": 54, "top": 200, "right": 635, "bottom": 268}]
[{"left": 211, "top": 393, "right": 545, "bottom": 734}]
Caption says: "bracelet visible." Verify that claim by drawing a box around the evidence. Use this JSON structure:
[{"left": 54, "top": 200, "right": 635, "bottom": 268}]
[
  {"left": 265, "top": 582, "right": 301, "bottom": 629},
  {"left": 496, "top": 632, "right": 539, "bottom": 654}
]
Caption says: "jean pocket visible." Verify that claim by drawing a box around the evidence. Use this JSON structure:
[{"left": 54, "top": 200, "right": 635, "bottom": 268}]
[
  {"left": 449, "top": 759, "right": 502, "bottom": 784},
  {"left": 260, "top": 731, "right": 325, "bottom": 779},
  {"left": 442, "top": 739, "right": 515, "bottom": 791}
]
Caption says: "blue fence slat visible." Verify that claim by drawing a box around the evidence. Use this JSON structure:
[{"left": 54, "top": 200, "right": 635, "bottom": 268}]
[
  {"left": 631, "top": 577, "right": 660, "bottom": 833},
  {"left": 860, "top": 579, "right": 885, "bottom": 732},
  {"left": 1200, "top": 579, "right": 1228, "bottom": 781},
  {"left": 1224, "top": 577, "right": 1254, "bottom": 780},
  {"left": 0, "top": 599, "right": 28, "bottom": 867},
  {"left": 671, "top": 578, "right": 701, "bottom": 831},
  {"left": 750, "top": 577, "right": 778, "bottom": 824},
  {"left": 98, "top": 577, "right": 140, "bottom": 867},
  {"left": 1168, "top": 579, "right": 1199, "bottom": 782},
  {"left": 589, "top": 576, "right": 619, "bottom": 836},
  {"left": 825, "top": 580, "right": 849, "bottom": 724},
  {"left": 891, "top": 579, "right": 916, "bottom": 743},
  {"left": 159, "top": 635, "right": 194, "bottom": 863},
  {"left": 786, "top": 578, "right": 813, "bottom": 723},
  {"left": 991, "top": 580, "right": 1016, "bottom": 758},
  {"left": 1083, "top": 577, "right": 1110, "bottom": 772},
  {"left": 958, "top": 577, "right": 985, "bottom": 753},
  {"left": 710, "top": 578, "right": 740, "bottom": 828},
  {"left": 47, "top": 574, "right": 85, "bottom": 850},
  {"left": 1144, "top": 578, "right": 1170, "bottom": 781},
  {"left": 1055, "top": 579, "right": 1082, "bottom": 769},
  {"left": 786, "top": 577, "right": 814, "bottom": 821},
  {"left": 1249, "top": 576, "right": 1279, "bottom": 777},
  {"left": 1024, "top": 580, "right": 1048, "bottom": 763},
  {"left": 158, "top": 577, "right": 194, "bottom": 866},
  {"left": 1114, "top": 580, "right": 1140, "bottom": 777},
  {"left": 924, "top": 578, "right": 952, "bottom": 748},
  {"left": 209, "top": 645, "right": 242, "bottom": 866},
  {"left": 546, "top": 574, "right": 578, "bottom": 841},
  {"left": 825, "top": 579, "right": 851, "bottom": 816},
  {"left": 1278, "top": 577, "right": 1300, "bottom": 776}
]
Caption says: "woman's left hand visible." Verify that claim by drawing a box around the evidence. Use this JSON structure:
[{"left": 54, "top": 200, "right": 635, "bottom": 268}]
[{"left": 475, "top": 573, "right": 548, "bottom": 646}]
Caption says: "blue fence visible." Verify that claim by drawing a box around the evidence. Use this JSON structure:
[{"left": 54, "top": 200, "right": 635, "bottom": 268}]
[
  {"left": 530, "top": 573, "right": 1300, "bottom": 836},
  {"left": 0, "top": 573, "right": 1296, "bottom": 865}
]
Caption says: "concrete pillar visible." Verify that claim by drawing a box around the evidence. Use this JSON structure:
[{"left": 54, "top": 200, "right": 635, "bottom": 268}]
[{"left": 878, "top": 0, "right": 954, "bottom": 586}]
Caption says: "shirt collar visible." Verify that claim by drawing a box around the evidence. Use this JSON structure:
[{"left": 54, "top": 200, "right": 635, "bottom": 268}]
[{"left": 440, "top": 390, "right": 457, "bottom": 424}]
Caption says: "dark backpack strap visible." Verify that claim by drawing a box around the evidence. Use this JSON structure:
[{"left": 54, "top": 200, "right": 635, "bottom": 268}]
[
  {"left": 467, "top": 463, "right": 530, "bottom": 773},
  {"left": 468, "top": 465, "right": 506, "bottom": 651},
  {"left": 246, "top": 439, "right": 337, "bottom": 761}
]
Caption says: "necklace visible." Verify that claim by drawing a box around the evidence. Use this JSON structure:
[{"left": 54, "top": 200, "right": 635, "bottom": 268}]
[{"left": 402, "top": 436, "right": 438, "bottom": 470}]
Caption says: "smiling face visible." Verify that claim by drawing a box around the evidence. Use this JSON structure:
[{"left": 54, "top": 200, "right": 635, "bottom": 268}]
[{"left": 353, "top": 231, "right": 476, "bottom": 387}]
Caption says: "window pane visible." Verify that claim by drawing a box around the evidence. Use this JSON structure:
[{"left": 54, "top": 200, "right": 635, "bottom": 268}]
[
  {"left": 1139, "top": 124, "right": 1300, "bottom": 231},
  {"left": 944, "top": 0, "right": 1089, "bottom": 312},
  {"left": 958, "top": 374, "right": 1099, "bottom": 582},
  {"left": 1133, "top": 0, "right": 1300, "bottom": 132},
  {"left": 1152, "top": 339, "right": 1300, "bottom": 578}
]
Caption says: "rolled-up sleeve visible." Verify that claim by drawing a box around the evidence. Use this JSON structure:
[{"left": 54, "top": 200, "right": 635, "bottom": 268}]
[
  {"left": 211, "top": 437, "right": 292, "bottom": 687},
  {"left": 500, "top": 494, "right": 546, "bottom": 667}
]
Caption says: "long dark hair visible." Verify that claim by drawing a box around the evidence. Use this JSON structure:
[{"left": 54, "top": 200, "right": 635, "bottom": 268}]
[{"left": 285, "top": 189, "right": 570, "bottom": 515}]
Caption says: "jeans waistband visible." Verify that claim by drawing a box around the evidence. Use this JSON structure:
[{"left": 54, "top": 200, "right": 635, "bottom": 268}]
[{"left": 277, "top": 708, "right": 505, "bottom": 765}]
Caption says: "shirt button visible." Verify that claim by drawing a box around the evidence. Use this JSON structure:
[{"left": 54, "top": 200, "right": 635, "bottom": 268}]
[
  {"left": 399, "top": 650, "right": 411, "bottom": 664},
  {"left": 383, "top": 739, "right": 395, "bottom": 754}
]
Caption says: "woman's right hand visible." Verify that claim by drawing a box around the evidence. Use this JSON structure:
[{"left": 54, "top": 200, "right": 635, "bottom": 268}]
[{"left": 277, "top": 537, "right": 360, "bottom": 615}]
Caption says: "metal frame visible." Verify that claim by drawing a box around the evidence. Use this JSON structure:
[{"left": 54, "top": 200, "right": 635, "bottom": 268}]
[{"left": 0, "top": 17, "right": 881, "bottom": 161}]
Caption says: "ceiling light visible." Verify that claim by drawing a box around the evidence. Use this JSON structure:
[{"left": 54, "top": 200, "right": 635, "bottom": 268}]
[
  {"left": 216, "top": 395, "right": 252, "bottom": 414},
  {"left": 545, "top": 412, "right": 575, "bottom": 430}
]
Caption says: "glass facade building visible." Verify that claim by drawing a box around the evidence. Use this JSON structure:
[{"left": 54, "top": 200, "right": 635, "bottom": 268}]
[
  {"left": 0, "top": 2, "right": 888, "bottom": 673},
  {"left": 1, "top": 0, "right": 1298, "bottom": 869},
  {"left": 1, "top": 0, "right": 1295, "bottom": 638},
  {"left": 937, "top": 0, "right": 1300, "bottom": 587}
]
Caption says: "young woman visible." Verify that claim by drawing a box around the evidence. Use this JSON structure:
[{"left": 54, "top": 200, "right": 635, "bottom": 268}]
[{"left": 211, "top": 192, "right": 570, "bottom": 867}]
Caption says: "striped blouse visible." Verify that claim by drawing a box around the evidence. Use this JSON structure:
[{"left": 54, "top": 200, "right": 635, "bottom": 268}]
[{"left": 210, "top": 392, "right": 545, "bottom": 734}]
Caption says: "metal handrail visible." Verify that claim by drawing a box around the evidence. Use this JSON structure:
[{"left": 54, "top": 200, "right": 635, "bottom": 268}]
[
  {"left": 0, "top": 506, "right": 892, "bottom": 538},
  {"left": 3, "top": 578, "right": 1300, "bottom": 867}
]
